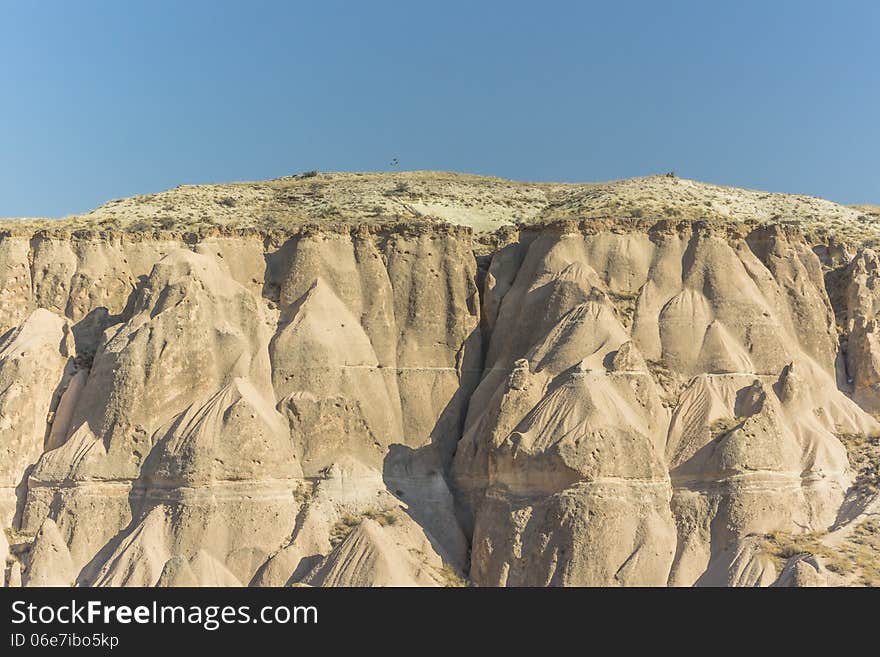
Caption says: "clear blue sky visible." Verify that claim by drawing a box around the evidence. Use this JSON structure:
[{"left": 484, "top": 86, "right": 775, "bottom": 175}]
[{"left": 1, "top": 0, "right": 878, "bottom": 217}]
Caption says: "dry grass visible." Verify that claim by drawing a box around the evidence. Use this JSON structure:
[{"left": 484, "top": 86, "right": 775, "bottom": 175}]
[
  {"left": 437, "top": 564, "right": 469, "bottom": 587},
  {"left": 329, "top": 513, "right": 361, "bottom": 546},
  {"left": 760, "top": 530, "right": 830, "bottom": 572},
  {"left": 293, "top": 480, "right": 314, "bottom": 504},
  {"left": 3, "top": 172, "right": 877, "bottom": 243},
  {"left": 840, "top": 518, "right": 880, "bottom": 586},
  {"left": 361, "top": 508, "right": 399, "bottom": 527},
  {"left": 329, "top": 508, "right": 399, "bottom": 546},
  {"left": 607, "top": 291, "right": 639, "bottom": 328},
  {"left": 761, "top": 518, "right": 880, "bottom": 585},
  {"left": 646, "top": 359, "right": 684, "bottom": 407},
  {"left": 836, "top": 433, "right": 880, "bottom": 499}
]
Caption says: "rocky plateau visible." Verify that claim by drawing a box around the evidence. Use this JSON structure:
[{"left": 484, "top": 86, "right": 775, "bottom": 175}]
[{"left": 1, "top": 171, "right": 879, "bottom": 587}]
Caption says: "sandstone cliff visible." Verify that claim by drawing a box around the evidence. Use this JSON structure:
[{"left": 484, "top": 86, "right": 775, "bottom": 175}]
[{"left": 1, "top": 172, "right": 879, "bottom": 587}]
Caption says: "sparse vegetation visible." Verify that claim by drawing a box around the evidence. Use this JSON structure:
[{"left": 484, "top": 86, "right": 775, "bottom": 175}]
[
  {"left": 293, "top": 481, "right": 314, "bottom": 504},
  {"left": 328, "top": 508, "right": 399, "bottom": 546},
  {"left": 128, "top": 220, "right": 154, "bottom": 232},
  {"left": 836, "top": 433, "right": 880, "bottom": 498},
  {"left": 760, "top": 530, "right": 828, "bottom": 571},
  {"left": 384, "top": 182, "right": 410, "bottom": 196},
  {"left": 762, "top": 434, "right": 880, "bottom": 586},
  {"left": 74, "top": 349, "right": 96, "bottom": 370},
  {"left": 646, "top": 359, "right": 683, "bottom": 407},
  {"left": 3, "top": 173, "right": 878, "bottom": 244},
  {"left": 760, "top": 518, "right": 880, "bottom": 586},
  {"left": 843, "top": 518, "right": 880, "bottom": 586},
  {"left": 329, "top": 513, "right": 361, "bottom": 546},
  {"left": 709, "top": 416, "right": 745, "bottom": 438},
  {"left": 607, "top": 291, "right": 639, "bottom": 327},
  {"left": 361, "top": 508, "right": 398, "bottom": 527},
  {"left": 437, "top": 564, "right": 469, "bottom": 587}
]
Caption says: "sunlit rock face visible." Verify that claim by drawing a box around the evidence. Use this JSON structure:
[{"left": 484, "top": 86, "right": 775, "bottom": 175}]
[{"left": 3, "top": 172, "right": 880, "bottom": 587}]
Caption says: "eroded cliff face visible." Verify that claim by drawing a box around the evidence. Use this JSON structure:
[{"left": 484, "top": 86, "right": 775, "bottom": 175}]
[
  {"left": 454, "top": 222, "right": 878, "bottom": 586},
  {"left": 0, "top": 226, "right": 479, "bottom": 587},
  {"left": 2, "top": 174, "right": 880, "bottom": 587}
]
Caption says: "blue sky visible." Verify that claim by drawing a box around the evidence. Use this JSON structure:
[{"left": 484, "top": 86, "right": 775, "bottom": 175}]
[{"left": 1, "top": 0, "right": 878, "bottom": 216}]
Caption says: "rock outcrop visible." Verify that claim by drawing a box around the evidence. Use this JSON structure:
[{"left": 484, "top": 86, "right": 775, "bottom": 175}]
[{"left": 1, "top": 172, "right": 879, "bottom": 586}]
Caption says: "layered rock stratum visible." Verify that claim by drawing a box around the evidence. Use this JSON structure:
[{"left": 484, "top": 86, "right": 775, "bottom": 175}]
[{"left": 2, "top": 171, "right": 879, "bottom": 587}]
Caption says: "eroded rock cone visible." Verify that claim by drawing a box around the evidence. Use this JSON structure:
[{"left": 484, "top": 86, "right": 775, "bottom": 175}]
[
  {"left": 0, "top": 309, "right": 73, "bottom": 527},
  {"left": 25, "top": 518, "right": 76, "bottom": 587}
]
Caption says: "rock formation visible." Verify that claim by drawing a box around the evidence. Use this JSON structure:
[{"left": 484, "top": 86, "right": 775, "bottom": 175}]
[{"left": 1, "top": 171, "right": 879, "bottom": 586}]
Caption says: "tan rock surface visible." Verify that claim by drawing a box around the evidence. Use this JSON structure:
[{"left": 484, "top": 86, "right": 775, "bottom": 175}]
[
  {"left": 0, "top": 309, "right": 73, "bottom": 527},
  {"left": 1, "top": 171, "right": 879, "bottom": 586}
]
